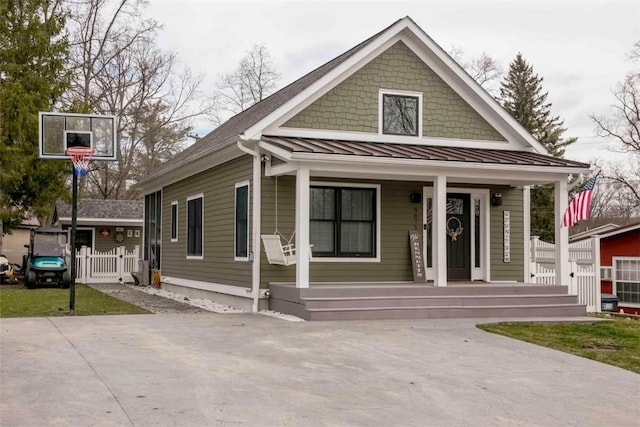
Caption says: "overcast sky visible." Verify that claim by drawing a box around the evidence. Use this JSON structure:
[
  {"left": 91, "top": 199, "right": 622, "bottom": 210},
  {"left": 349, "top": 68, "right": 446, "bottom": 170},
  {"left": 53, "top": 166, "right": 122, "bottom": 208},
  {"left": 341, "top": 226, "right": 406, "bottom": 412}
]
[{"left": 147, "top": 0, "right": 640, "bottom": 163}]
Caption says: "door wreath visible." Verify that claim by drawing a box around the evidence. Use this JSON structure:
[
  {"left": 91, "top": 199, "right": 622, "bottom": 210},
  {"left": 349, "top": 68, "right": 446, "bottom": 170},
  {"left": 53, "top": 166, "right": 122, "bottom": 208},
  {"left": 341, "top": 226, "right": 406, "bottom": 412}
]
[{"left": 446, "top": 217, "right": 464, "bottom": 241}]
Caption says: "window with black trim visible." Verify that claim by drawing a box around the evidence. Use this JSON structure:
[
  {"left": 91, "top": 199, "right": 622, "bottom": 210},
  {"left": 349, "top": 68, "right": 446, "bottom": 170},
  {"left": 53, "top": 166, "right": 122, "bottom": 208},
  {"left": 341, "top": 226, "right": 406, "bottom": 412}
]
[
  {"left": 235, "top": 184, "right": 249, "bottom": 258},
  {"left": 382, "top": 93, "right": 419, "bottom": 136},
  {"left": 187, "top": 195, "right": 203, "bottom": 257},
  {"left": 310, "top": 187, "right": 376, "bottom": 257},
  {"left": 170, "top": 201, "right": 178, "bottom": 241}
]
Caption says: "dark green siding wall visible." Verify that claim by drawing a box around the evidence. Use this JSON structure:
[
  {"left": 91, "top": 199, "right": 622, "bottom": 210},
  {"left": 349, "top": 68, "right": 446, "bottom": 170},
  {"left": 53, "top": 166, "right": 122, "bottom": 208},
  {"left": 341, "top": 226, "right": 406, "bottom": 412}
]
[
  {"left": 162, "top": 155, "right": 253, "bottom": 288},
  {"left": 489, "top": 187, "right": 524, "bottom": 281},
  {"left": 260, "top": 177, "right": 525, "bottom": 285},
  {"left": 260, "top": 175, "right": 423, "bottom": 287},
  {"left": 284, "top": 41, "right": 505, "bottom": 141}
]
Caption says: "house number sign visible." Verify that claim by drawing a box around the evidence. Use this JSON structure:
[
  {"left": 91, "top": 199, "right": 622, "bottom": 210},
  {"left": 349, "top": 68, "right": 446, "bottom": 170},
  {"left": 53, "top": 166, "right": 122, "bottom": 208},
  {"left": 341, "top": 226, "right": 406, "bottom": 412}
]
[{"left": 503, "top": 211, "right": 511, "bottom": 263}]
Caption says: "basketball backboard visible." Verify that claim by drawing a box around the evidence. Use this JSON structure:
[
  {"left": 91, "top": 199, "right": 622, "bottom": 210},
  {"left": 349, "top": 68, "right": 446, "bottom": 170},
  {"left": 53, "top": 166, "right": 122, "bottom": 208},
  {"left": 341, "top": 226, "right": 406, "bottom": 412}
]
[{"left": 39, "top": 112, "right": 117, "bottom": 161}]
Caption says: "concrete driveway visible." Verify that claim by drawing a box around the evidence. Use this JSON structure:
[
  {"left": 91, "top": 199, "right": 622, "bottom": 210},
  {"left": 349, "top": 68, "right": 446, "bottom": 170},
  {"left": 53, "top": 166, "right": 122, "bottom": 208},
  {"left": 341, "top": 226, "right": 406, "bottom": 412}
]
[{"left": 1, "top": 313, "right": 638, "bottom": 426}]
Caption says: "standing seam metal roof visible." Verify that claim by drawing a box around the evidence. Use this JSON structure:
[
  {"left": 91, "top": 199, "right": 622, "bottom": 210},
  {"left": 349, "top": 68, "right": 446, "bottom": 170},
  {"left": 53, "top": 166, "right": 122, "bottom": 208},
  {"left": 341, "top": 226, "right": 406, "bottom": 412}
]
[{"left": 260, "top": 136, "right": 592, "bottom": 169}]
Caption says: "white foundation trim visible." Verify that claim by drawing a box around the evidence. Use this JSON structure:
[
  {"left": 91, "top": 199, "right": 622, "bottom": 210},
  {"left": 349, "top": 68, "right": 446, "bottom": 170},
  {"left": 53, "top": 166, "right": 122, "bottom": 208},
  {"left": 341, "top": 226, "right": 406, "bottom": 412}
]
[{"left": 162, "top": 276, "right": 268, "bottom": 298}]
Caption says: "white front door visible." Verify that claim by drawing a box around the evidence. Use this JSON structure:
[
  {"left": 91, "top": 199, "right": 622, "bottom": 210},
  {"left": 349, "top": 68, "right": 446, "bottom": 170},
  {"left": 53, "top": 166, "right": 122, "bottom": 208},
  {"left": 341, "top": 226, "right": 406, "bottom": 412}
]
[{"left": 423, "top": 187, "right": 490, "bottom": 281}]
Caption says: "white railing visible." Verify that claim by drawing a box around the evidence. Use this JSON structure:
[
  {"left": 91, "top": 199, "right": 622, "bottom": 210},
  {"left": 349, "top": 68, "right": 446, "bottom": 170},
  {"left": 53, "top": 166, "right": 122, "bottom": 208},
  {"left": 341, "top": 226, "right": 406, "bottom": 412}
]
[
  {"left": 75, "top": 245, "right": 140, "bottom": 284},
  {"left": 529, "top": 235, "right": 601, "bottom": 313}
]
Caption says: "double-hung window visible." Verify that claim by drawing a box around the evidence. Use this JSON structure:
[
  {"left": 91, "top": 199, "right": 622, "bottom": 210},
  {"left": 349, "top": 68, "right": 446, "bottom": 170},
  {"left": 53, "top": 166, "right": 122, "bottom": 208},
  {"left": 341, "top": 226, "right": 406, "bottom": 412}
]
[
  {"left": 186, "top": 194, "right": 203, "bottom": 258},
  {"left": 310, "top": 186, "right": 377, "bottom": 258},
  {"left": 380, "top": 90, "right": 422, "bottom": 136},
  {"left": 614, "top": 258, "right": 640, "bottom": 305},
  {"left": 170, "top": 201, "right": 178, "bottom": 242},
  {"left": 235, "top": 182, "right": 249, "bottom": 260}
]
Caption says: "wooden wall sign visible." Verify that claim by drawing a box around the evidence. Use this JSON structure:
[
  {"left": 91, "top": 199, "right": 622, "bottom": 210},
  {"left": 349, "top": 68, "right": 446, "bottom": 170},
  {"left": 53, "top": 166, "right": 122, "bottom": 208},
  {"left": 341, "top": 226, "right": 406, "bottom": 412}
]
[
  {"left": 409, "top": 230, "right": 427, "bottom": 283},
  {"left": 503, "top": 210, "right": 511, "bottom": 263}
]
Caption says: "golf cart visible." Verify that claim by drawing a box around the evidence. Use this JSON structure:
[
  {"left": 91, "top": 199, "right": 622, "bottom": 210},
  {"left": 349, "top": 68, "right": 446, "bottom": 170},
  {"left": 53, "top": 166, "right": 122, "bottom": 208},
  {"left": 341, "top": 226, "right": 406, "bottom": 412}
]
[{"left": 22, "top": 228, "right": 72, "bottom": 289}]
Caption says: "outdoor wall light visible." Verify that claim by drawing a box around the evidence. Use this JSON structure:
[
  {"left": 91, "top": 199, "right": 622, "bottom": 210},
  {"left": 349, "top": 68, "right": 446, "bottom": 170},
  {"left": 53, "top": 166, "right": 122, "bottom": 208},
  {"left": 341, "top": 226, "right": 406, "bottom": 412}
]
[
  {"left": 410, "top": 192, "right": 422, "bottom": 203},
  {"left": 492, "top": 192, "right": 503, "bottom": 206}
]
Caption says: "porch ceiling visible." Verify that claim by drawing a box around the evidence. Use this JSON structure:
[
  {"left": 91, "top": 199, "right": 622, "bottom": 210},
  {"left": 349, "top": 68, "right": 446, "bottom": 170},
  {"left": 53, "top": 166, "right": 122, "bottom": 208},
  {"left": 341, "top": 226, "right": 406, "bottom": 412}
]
[{"left": 258, "top": 135, "right": 592, "bottom": 185}]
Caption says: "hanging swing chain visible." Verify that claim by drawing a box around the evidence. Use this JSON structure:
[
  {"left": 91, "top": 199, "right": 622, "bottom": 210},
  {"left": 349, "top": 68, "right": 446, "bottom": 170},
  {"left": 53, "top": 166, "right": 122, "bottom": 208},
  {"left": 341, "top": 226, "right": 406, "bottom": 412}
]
[
  {"left": 273, "top": 176, "right": 295, "bottom": 245},
  {"left": 274, "top": 175, "right": 279, "bottom": 236}
]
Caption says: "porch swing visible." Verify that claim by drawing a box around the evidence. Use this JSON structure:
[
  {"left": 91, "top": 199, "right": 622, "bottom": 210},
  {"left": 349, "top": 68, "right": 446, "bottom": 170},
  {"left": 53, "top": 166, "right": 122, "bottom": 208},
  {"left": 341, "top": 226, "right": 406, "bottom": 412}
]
[{"left": 261, "top": 176, "right": 313, "bottom": 266}]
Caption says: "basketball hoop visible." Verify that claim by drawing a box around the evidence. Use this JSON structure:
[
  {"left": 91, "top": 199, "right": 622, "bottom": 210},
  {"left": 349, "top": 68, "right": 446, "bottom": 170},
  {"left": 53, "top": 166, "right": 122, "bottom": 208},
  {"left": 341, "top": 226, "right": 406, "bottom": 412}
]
[{"left": 66, "top": 147, "right": 95, "bottom": 177}]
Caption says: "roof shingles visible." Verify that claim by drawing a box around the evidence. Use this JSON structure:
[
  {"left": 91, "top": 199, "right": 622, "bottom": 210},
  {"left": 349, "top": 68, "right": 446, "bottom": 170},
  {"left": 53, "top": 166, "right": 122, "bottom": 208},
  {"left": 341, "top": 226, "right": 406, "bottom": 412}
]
[{"left": 55, "top": 200, "right": 143, "bottom": 220}]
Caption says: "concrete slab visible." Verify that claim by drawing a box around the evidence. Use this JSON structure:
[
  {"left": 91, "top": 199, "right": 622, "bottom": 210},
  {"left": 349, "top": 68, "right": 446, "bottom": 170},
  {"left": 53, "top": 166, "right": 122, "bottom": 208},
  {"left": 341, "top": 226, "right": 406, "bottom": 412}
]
[{"left": 1, "top": 314, "right": 638, "bottom": 426}]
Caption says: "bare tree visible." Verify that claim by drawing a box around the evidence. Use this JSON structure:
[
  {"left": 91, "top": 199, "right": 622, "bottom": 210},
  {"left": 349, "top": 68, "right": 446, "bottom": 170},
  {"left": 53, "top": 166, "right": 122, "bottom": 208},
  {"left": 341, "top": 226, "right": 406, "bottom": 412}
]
[
  {"left": 65, "top": 0, "right": 212, "bottom": 199},
  {"left": 449, "top": 46, "right": 502, "bottom": 96},
  {"left": 212, "top": 44, "right": 279, "bottom": 123},
  {"left": 591, "top": 41, "right": 640, "bottom": 211}
]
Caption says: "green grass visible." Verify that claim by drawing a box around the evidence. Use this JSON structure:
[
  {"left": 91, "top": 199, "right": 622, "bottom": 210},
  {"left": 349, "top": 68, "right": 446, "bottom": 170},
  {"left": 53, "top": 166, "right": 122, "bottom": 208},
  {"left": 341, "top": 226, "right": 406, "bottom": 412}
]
[
  {"left": 0, "top": 283, "right": 150, "bottom": 317},
  {"left": 478, "top": 319, "right": 640, "bottom": 374}
]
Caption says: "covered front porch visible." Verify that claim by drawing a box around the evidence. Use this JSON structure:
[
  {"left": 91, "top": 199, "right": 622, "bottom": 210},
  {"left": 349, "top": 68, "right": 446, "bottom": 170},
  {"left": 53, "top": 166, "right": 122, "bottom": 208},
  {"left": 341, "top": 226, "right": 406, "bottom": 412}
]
[{"left": 241, "top": 136, "right": 592, "bottom": 318}]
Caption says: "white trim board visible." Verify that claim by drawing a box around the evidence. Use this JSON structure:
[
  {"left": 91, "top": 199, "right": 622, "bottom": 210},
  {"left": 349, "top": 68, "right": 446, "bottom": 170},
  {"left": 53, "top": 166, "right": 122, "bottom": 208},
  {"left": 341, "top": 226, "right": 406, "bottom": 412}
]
[{"left": 162, "top": 276, "right": 268, "bottom": 299}]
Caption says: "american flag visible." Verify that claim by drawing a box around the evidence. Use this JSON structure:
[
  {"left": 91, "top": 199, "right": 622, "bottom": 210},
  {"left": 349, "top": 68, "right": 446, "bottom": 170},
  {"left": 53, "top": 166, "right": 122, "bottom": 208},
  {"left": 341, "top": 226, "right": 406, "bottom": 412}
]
[{"left": 562, "top": 176, "right": 597, "bottom": 228}]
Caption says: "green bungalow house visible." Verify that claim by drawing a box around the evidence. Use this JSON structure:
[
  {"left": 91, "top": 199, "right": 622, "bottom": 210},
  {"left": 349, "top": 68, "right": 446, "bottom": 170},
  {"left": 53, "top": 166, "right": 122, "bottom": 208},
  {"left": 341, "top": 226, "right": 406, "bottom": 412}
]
[{"left": 137, "top": 17, "right": 592, "bottom": 320}]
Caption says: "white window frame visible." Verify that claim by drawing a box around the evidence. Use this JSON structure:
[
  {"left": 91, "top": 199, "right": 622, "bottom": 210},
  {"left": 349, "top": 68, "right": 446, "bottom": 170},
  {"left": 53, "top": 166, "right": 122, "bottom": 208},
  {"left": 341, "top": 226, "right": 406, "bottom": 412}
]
[
  {"left": 378, "top": 89, "right": 423, "bottom": 137},
  {"left": 186, "top": 193, "right": 204, "bottom": 260},
  {"left": 234, "top": 181, "right": 250, "bottom": 262},
  {"left": 612, "top": 257, "right": 640, "bottom": 307},
  {"left": 170, "top": 201, "right": 178, "bottom": 242},
  {"left": 309, "top": 181, "right": 381, "bottom": 263}
]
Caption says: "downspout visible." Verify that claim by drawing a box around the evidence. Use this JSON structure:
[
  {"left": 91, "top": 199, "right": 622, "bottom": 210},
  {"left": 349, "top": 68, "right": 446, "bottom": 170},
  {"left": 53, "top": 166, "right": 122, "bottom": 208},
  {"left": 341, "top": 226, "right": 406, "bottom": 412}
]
[{"left": 237, "top": 139, "right": 262, "bottom": 313}]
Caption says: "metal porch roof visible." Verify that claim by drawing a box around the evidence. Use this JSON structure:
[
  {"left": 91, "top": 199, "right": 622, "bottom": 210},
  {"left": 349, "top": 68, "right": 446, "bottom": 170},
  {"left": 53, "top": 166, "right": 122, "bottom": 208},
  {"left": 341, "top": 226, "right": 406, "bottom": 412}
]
[{"left": 261, "top": 136, "right": 591, "bottom": 169}]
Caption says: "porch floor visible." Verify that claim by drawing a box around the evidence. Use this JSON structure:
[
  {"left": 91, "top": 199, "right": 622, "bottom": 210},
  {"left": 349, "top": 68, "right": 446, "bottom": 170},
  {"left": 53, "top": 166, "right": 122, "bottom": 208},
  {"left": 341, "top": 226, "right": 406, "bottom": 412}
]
[{"left": 268, "top": 282, "right": 586, "bottom": 321}]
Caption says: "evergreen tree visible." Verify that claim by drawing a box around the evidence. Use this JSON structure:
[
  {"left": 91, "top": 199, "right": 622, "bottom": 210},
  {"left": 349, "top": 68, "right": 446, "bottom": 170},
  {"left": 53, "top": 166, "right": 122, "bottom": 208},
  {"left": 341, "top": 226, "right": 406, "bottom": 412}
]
[
  {"left": 0, "top": 0, "right": 71, "bottom": 231},
  {"left": 500, "top": 53, "right": 576, "bottom": 156},
  {"left": 500, "top": 53, "right": 577, "bottom": 242}
]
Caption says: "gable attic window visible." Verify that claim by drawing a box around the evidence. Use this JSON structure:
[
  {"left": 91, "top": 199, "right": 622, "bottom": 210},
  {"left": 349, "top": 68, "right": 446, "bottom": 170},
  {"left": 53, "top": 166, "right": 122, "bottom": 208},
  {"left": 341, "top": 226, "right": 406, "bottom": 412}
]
[{"left": 380, "top": 90, "right": 422, "bottom": 136}]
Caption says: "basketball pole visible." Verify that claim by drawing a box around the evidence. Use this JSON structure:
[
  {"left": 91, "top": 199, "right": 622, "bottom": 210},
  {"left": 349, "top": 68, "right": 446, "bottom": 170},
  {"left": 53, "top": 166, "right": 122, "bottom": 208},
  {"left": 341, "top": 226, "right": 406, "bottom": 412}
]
[{"left": 69, "top": 172, "right": 78, "bottom": 315}]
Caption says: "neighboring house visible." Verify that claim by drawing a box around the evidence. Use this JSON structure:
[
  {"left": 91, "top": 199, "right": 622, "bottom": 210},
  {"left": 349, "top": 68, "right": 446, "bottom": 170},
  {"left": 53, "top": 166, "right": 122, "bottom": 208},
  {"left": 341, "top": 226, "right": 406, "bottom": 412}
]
[
  {"left": 0, "top": 215, "right": 40, "bottom": 265},
  {"left": 136, "top": 17, "right": 592, "bottom": 318},
  {"left": 587, "top": 223, "right": 640, "bottom": 315},
  {"left": 569, "top": 223, "right": 619, "bottom": 243},
  {"left": 53, "top": 200, "right": 143, "bottom": 252}
]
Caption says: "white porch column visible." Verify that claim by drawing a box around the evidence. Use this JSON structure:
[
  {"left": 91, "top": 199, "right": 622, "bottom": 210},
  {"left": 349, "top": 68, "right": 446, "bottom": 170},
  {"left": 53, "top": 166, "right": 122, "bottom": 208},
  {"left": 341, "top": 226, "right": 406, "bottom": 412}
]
[
  {"left": 295, "top": 167, "right": 310, "bottom": 289},
  {"left": 523, "top": 185, "right": 531, "bottom": 282},
  {"left": 554, "top": 178, "right": 569, "bottom": 285},
  {"left": 433, "top": 175, "right": 447, "bottom": 287}
]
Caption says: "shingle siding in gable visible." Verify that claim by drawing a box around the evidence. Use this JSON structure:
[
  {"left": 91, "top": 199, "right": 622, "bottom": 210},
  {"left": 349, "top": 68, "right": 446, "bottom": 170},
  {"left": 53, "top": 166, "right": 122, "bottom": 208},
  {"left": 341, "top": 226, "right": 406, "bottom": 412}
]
[
  {"left": 161, "top": 155, "right": 253, "bottom": 288},
  {"left": 284, "top": 41, "right": 506, "bottom": 142}
]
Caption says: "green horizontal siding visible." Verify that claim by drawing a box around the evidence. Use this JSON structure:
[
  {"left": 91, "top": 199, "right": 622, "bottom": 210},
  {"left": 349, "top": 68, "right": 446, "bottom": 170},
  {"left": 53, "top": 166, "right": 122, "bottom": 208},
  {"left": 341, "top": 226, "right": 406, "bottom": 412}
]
[
  {"left": 261, "top": 177, "right": 424, "bottom": 286},
  {"left": 161, "top": 155, "right": 253, "bottom": 288},
  {"left": 489, "top": 186, "right": 524, "bottom": 281},
  {"left": 260, "top": 178, "right": 525, "bottom": 285},
  {"left": 283, "top": 41, "right": 505, "bottom": 141}
]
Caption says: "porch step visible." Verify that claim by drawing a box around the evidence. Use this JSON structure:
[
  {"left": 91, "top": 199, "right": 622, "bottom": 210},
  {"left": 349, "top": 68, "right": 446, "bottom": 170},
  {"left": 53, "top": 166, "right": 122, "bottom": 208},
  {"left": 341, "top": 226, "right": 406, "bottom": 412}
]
[
  {"left": 287, "top": 283, "right": 572, "bottom": 298},
  {"left": 268, "top": 283, "right": 587, "bottom": 321},
  {"left": 303, "top": 294, "right": 578, "bottom": 309},
  {"left": 304, "top": 304, "right": 587, "bottom": 321}
]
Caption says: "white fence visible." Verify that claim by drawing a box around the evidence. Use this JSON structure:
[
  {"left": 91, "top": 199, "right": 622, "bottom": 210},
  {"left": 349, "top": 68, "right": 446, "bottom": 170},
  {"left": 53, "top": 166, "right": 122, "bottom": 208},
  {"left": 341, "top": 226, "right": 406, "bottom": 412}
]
[
  {"left": 529, "top": 236, "right": 601, "bottom": 313},
  {"left": 75, "top": 245, "right": 140, "bottom": 284}
]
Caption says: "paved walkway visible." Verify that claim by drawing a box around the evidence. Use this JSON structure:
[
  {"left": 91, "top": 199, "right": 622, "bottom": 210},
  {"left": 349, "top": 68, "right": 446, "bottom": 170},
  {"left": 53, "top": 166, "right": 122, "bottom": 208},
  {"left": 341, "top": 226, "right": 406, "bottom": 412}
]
[{"left": 1, "top": 313, "right": 638, "bottom": 426}]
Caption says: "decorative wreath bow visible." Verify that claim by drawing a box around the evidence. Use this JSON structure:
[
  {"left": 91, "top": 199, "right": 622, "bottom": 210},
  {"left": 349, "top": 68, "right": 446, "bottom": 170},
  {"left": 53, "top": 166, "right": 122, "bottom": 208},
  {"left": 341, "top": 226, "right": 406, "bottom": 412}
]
[{"left": 446, "top": 217, "right": 464, "bottom": 241}]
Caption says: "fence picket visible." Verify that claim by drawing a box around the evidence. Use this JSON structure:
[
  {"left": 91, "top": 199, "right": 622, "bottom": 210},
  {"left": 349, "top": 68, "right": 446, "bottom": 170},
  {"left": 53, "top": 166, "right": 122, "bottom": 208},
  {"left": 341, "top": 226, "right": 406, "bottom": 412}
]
[
  {"left": 75, "top": 246, "right": 140, "bottom": 284},
  {"left": 530, "top": 237, "right": 601, "bottom": 313}
]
